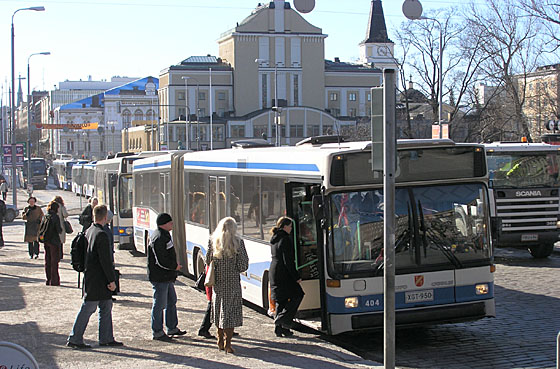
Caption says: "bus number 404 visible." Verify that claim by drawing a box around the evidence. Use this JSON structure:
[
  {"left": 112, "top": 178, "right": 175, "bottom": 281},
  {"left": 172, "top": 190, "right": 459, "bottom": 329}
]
[{"left": 364, "top": 299, "right": 380, "bottom": 307}]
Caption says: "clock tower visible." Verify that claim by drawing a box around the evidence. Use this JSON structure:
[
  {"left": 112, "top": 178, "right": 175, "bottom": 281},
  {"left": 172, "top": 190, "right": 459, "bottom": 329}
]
[{"left": 359, "top": 0, "right": 396, "bottom": 69}]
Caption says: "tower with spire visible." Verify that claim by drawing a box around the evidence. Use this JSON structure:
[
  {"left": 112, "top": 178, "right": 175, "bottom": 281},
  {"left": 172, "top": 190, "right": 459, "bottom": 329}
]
[
  {"left": 17, "top": 74, "right": 25, "bottom": 107},
  {"left": 359, "top": 0, "right": 396, "bottom": 69}
]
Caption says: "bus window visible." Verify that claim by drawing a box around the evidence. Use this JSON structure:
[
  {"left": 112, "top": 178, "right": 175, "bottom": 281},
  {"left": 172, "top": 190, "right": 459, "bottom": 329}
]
[
  {"left": 243, "top": 176, "right": 263, "bottom": 240},
  {"left": 119, "top": 174, "right": 133, "bottom": 218},
  {"left": 188, "top": 172, "right": 207, "bottom": 226},
  {"left": 262, "top": 177, "right": 286, "bottom": 242},
  {"left": 289, "top": 185, "right": 318, "bottom": 280}
]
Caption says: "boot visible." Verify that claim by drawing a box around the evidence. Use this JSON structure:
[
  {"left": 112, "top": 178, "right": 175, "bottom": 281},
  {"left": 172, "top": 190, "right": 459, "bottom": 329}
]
[
  {"left": 217, "top": 328, "right": 224, "bottom": 350},
  {"left": 224, "top": 328, "right": 234, "bottom": 354}
]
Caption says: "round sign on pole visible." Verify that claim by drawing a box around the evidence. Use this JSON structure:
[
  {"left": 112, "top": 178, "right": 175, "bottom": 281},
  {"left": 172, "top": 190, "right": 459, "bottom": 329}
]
[
  {"left": 0, "top": 342, "right": 40, "bottom": 369},
  {"left": 402, "top": 0, "right": 424, "bottom": 20},
  {"left": 546, "top": 120, "right": 555, "bottom": 131},
  {"left": 294, "top": 0, "right": 315, "bottom": 13}
]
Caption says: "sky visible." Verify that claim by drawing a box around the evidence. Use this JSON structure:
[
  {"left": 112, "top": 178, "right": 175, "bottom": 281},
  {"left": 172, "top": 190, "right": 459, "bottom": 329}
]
[{"left": 0, "top": 0, "right": 466, "bottom": 97}]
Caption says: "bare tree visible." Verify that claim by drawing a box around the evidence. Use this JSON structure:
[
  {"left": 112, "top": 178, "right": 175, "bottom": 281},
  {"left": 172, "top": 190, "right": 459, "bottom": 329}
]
[
  {"left": 517, "top": 0, "right": 560, "bottom": 53},
  {"left": 463, "top": 0, "right": 544, "bottom": 142}
]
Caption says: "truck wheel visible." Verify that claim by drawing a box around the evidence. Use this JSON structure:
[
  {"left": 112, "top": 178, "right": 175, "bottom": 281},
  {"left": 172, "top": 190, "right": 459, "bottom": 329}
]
[
  {"left": 529, "top": 243, "right": 554, "bottom": 258},
  {"left": 4, "top": 208, "right": 16, "bottom": 223}
]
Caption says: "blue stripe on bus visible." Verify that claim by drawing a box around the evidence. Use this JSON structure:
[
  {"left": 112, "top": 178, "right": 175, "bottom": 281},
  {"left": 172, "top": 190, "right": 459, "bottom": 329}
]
[
  {"left": 325, "top": 282, "right": 494, "bottom": 314},
  {"left": 184, "top": 160, "right": 320, "bottom": 172},
  {"left": 134, "top": 160, "right": 172, "bottom": 170}
]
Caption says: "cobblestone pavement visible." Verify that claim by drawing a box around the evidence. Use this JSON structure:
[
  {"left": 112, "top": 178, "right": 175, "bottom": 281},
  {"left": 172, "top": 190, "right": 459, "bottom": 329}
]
[
  {"left": 0, "top": 216, "right": 381, "bottom": 369},
  {"left": 332, "top": 246, "right": 560, "bottom": 369}
]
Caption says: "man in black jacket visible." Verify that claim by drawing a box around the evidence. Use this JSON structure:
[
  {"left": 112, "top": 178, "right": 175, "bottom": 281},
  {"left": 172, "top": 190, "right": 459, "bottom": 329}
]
[
  {"left": 67, "top": 204, "right": 123, "bottom": 349},
  {"left": 148, "top": 213, "right": 185, "bottom": 341},
  {"left": 79, "top": 197, "right": 98, "bottom": 232}
]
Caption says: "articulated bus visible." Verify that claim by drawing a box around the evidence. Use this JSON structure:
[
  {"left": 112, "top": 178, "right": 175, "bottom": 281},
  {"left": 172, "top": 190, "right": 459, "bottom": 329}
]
[
  {"left": 53, "top": 159, "right": 79, "bottom": 190},
  {"left": 94, "top": 153, "right": 163, "bottom": 249},
  {"left": 484, "top": 142, "right": 560, "bottom": 258},
  {"left": 132, "top": 139, "right": 494, "bottom": 335}
]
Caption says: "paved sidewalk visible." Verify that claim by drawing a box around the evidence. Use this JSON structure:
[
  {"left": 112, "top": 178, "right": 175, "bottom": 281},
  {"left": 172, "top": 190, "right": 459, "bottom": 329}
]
[{"left": 0, "top": 217, "right": 382, "bottom": 369}]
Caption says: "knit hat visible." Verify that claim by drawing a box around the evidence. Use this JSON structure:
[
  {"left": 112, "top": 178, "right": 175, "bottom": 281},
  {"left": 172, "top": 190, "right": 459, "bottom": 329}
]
[{"left": 156, "top": 213, "right": 172, "bottom": 226}]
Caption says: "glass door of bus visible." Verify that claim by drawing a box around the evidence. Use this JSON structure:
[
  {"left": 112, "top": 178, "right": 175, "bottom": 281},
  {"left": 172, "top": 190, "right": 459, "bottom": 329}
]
[
  {"left": 286, "top": 183, "right": 322, "bottom": 318},
  {"left": 209, "top": 176, "right": 227, "bottom": 233}
]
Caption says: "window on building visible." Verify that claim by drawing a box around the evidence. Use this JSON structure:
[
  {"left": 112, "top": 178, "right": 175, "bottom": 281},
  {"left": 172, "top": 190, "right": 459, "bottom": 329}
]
[
  {"left": 146, "top": 109, "right": 155, "bottom": 122},
  {"left": 199, "top": 92, "right": 206, "bottom": 100},
  {"left": 67, "top": 141, "right": 71, "bottom": 152},
  {"left": 178, "top": 92, "right": 185, "bottom": 101},
  {"left": 218, "top": 108, "right": 225, "bottom": 117},
  {"left": 178, "top": 108, "right": 186, "bottom": 119},
  {"left": 349, "top": 108, "right": 357, "bottom": 117},
  {"left": 254, "top": 125, "right": 267, "bottom": 138},
  {"left": 199, "top": 108, "right": 206, "bottom": 117},
  {"left": 213, "top": 126, "right": 224, "bottom": 141},
  {"left": 367, "top": 93, "right": 371, "bottom": 101},
  {"left": 231, "top": 125, "right": 245, "bottom": 138},
  {"left": 271, "top": 124, "right": 286, "bottom": 138},
  {"left": 289, "top": 124, "right": 304, "bottom": 138},
  {"left": 323, "top": 125, "right": 334, "bottom": 135},
  {"left": 134, "top": 109, "right": 143, "bottom": 121},
  {"left": 330, "top": 92, "right": 338, "bottom": 101},
  {"left": 122, "top": 110, "right": 131, "bottom": 124},
  {"left": 308, "top": 124, "right": 320, "bottom": 137},
  {"left": 262, "top": 74, "right": 268, "bottom": 109},
  {"left": 293, "top": 75, "right": 299, "bottom": 106},
  {"left": 218, "top": 92, "right": 226, "bottom": 101},
  {"left": 349, "top": 93, "right": 357, "bottom": 101},
  {"left": 330, "top": 108, "right": 340, "bottom": 117}
]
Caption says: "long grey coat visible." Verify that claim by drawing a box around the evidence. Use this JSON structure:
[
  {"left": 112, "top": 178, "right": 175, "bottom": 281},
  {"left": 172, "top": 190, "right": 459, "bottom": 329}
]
[
  {"left": 206, "top": 239, "right": 249, "bottom": 329},
  {"left": 57, "top": 205, "right": 69, "bottom": 244}
]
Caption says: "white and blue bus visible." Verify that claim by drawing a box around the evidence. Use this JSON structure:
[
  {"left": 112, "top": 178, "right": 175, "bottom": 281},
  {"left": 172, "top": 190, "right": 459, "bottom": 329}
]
[
  {"left": 70, "top": 161, "right": 89, "bottom": 196},
  {"left": 52, "top": 159, "right": 78, "bottom": 190},
  {"left": 133, "top": 138, "right": 494, "bottom": 335},
  {"left": 82, "top": 162, "right": 96, "bottom": 198}
]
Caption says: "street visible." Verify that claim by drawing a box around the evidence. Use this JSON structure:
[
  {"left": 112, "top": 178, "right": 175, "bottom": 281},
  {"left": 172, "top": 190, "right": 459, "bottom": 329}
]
[{"left": 8, "top": 184, "right": 560, "bottom": 368}]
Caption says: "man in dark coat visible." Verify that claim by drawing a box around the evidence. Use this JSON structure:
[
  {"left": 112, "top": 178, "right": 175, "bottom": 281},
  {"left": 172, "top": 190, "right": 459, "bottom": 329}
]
[
  {"left": 148, "top": 213, "right": 186, "bottom": 341},
  {"left": 79, "top": 197, "right": 98, "bottom": 232},
  {"left": 0, "top": 198, "right": 5, "bottom": 247},
  {"left": 67, "top": 204, "right": 123, "bottom": 349}
]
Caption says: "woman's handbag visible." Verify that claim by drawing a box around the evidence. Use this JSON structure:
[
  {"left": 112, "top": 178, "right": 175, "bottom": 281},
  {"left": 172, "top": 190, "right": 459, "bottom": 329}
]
[
  {"left": 204, "top": 261, "right": 215, "bottom": 287},
  {"left": 64, "top": 220, "right": 73, "bottom": 234},
  {"left": 196, "top": 271, "right": 207, "bottom": 291}
]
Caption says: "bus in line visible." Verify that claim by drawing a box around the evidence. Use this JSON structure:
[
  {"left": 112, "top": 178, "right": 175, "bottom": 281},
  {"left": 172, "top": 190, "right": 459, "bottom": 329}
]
[
  {"left": 22, "top": 158, "right": 48, "bottom": 190},
  {"left": 52, "top": 159, "right": 81, "bottom": 190},
  {"left": 484, "top": 142, "right": 560, "bottom": 258},
  {"left": 132, "top": 138, "right": 494, "bottom": 335}
]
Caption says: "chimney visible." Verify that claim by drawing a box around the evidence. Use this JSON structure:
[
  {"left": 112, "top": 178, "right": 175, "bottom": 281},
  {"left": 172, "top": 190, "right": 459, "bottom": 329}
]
[{"left": 334, "top": 57, "right": 340, "bottom": 63}]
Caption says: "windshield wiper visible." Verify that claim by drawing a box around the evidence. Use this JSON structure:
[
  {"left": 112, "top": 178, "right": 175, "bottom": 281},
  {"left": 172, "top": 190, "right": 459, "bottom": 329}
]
[{"left": 418, "top": 201, "right": 463, "bottom": 269}]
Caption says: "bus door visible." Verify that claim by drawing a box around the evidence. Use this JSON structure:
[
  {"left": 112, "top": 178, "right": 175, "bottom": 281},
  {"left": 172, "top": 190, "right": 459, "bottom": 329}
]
[
  {"left": 286, "top": 183, "right": 322, "bottom": 321},
  {"left": 107, "top": 173, "right": 118, "bottom": 241},
  {"left": 209, "top": 176, "right": 227, "bottom": 232}
]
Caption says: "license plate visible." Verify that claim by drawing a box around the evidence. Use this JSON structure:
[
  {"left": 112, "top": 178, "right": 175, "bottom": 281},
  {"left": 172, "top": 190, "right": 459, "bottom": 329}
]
[
  {"left": 521, "top": 234, "right": 538, "bottom": 242},
  {"left": 405, "top": 289, "right": 434, "bottom": 303}
]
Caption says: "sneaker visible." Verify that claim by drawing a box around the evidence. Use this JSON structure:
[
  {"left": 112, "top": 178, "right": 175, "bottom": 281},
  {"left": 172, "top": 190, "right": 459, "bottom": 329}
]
[
  {"left": 198, "top": 330, "right": 215, "bottom": 339},
  {"left": 168, "top": 329, "right": 186, "bottom": 336},
  {"left": 153, "top": 334, "right": 173, "bottom": 342},
  {"left": 100, "top": 340, "right": 124, "bottom": 347},
  {"left": 67, "top": 342, "right": 92, "bottom": 349}
]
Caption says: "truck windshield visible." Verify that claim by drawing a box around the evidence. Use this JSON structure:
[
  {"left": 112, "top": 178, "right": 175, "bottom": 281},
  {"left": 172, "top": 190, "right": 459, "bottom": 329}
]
[
  {"left": 328, "top": 183, "right": 491, "bottom": 277},
  {"left": 487, "top": 152, "right": 560, "bottom": 188}
]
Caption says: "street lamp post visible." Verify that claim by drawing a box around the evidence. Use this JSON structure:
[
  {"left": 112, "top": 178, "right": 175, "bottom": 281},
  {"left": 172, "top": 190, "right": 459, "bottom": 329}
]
[
  {"left": 209, "top": 68, "right": 213, "bottom": 150},
  {"left": 402, "top": 0, "right": 443, "bottom": 138},
  {"left": 27, "top": 51, "right": 50, "bottom": 190},
  {"left": 10, "top": 5, "right": 45, "bottom": 206},
  {"left": 181, "top": 76, "right": 190, "bottom": 150}
]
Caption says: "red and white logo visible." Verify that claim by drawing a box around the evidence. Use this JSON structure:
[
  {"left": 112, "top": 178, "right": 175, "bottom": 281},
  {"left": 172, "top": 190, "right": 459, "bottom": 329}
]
[{"left": 414, "top": 275, "right": 424, "bottom": 287}]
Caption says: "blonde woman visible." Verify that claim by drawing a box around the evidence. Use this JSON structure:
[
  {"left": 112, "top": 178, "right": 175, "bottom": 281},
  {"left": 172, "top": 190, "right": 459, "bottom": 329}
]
[{"left": 205, "top": 217, "right": 249, "bottom": 354}]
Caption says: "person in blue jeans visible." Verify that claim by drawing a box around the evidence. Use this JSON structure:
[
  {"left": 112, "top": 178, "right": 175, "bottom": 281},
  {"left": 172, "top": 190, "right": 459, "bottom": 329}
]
[
  {"left": 67, "top": 204, "right": 122, "bottom": 349},
  {"left": 148, "top": 213, "right": 186, "bottom": 341}
]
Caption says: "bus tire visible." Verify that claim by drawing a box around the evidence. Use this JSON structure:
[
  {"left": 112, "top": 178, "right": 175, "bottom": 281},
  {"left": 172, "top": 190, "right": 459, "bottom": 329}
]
[
  {"left": 261, "top": 271, "right": 270, "bottom": 314},
  {"left": 529, "top": 243, "right": 554, "bottom": 258},
  {"left": 195, "top": 249, "right": 206, "bottom": 278}
]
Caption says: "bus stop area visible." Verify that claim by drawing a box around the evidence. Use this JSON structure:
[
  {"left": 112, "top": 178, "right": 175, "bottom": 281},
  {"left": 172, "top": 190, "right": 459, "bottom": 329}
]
[{"left": 0, "top": 215, "right": 382, "bottom": 369}]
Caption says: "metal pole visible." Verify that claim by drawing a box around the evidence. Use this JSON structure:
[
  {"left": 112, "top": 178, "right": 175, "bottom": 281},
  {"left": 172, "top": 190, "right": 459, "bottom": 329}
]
[
  {"left": 196, "top": 83, "right": 200, "bottom": 151},
  {"left": 383, "top": 68, "right": 397, "bottom": 369},
  {"left": 274, "top": 64, "right": 279, "bottom": 147},
  {"left": 27, "top": 58, "right": 31, "bottom": 191},
  {"left": 438, "top": 23, "right": 443, "bottom": 138},
  {"left": 11, "top": 14, "right": 17, "bottom": 207},
  {"left": 209, "top": 67, "right": 213, "bottom": 150},
  {"left": 182, "top": 77, "right": 189, "bottom": 150}
]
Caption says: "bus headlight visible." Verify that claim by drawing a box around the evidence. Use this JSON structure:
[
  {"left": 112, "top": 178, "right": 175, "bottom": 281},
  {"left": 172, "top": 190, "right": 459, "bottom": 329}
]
[
  {"left": 345, "top": 297, "right": 359, "bottom": 308},
  {"left": 475, "top": 284, "right": 489, "bottom": 295},
  {"left": 125, "top": 227, "right": 133, "bottom": 235},
  {"left": 556, "top": 221, "right": 560, "bottom": 228}
]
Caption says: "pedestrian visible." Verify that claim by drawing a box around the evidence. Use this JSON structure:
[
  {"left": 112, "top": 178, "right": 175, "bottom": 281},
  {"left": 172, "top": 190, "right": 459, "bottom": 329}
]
[
  {"left": 79, "top": 197, "right": 98, "bottom": 232},
  {"left": 0, "top": 179, "right": 8, "bottom": 201},
  {"left": 269, "top": 216, "right": 304, "bottom": 337},
  {"left": 0, "top": 197, "right": 6, "bottom": 247},
  {"left": 67, "top": 204, "right": 122, "bottom": 349},
  {"left": 53, "top": 196, "right": 69, "bottom": 259},
  {"left": 148, "top": 212, "right": 186, "bottom": 341},
  {"left": 205, "top": 217, "right": 249, "bottom": 354},
  {"left": 23, "top": 196, "right": 44, "bottom": 259},
  {"left": 43, "top": 201, "right": 63, "bottom": 286},
  {"left": 103, "top": 209, "right": 118, "bottom": 301}
]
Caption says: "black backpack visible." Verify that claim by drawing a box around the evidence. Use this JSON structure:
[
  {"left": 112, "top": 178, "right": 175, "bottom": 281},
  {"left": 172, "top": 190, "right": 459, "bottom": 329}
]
[
  {"left": 71, "top": 232, "right": 88, "bottom": 272},
  {"left": 38, "top": 214, "right": 51, "bottom": 243}
]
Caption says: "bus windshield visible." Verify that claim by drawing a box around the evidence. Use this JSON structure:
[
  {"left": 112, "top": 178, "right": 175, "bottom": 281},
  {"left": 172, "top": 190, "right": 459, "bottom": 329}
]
[
  {"left": 119, "top": 174, "right": 133, "bottom": 218},
  {"left": 328, "top": 183, "right": 491, "bottom": 277},
  {"left": 23, "top": 160, "right": 47, "bottom": 176},
  {"left": 487, "top": 152, "right": 560, "bottom": 188}
]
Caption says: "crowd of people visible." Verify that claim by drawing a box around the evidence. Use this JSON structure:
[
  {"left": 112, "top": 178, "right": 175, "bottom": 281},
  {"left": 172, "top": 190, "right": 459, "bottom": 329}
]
[{"left": 20, "top": 194, "right": 305, "bottom": 354}]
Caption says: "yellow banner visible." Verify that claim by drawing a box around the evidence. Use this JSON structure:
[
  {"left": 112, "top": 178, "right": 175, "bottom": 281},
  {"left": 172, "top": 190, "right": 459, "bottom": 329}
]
[{"left": 36, "top": 123, "right": 99, "bottom": 130}]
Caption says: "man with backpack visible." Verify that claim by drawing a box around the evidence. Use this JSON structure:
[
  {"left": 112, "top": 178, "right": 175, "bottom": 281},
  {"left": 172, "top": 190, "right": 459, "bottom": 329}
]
[
  {"left": 67, "top": 204, "right": 122, "bottom": 349},
  {"left": 79, "top": 197, "right": 98, "bottom": 232}
]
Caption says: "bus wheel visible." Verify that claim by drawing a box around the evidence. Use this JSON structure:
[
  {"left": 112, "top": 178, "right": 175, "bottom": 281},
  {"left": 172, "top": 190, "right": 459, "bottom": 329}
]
[
  {"left": 529, "top": 243, "right": 554, "bottom": 258},
  {"left": 196, "top": 251, "right": 206, "bottom": 278}
]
